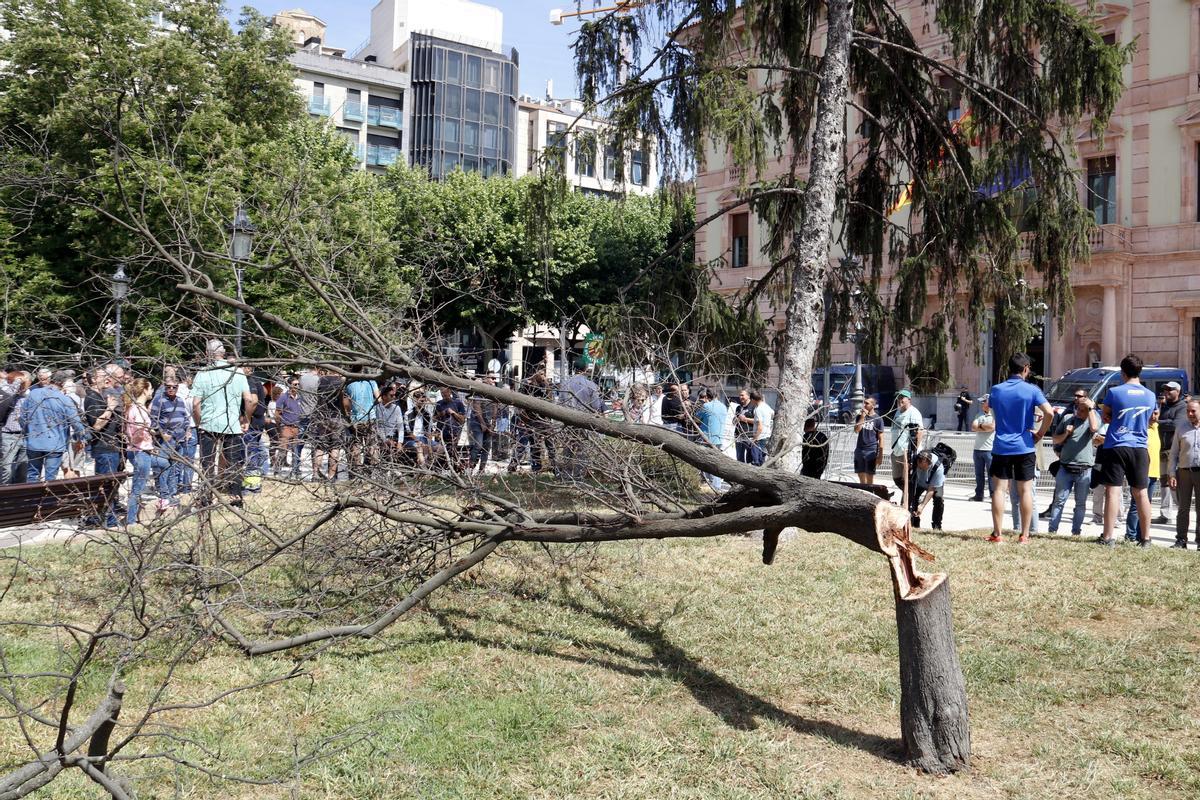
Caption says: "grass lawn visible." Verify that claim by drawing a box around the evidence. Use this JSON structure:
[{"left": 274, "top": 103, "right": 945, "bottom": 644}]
[{"left": 2, "top": 526, "right": 1199, "bottom": 799}]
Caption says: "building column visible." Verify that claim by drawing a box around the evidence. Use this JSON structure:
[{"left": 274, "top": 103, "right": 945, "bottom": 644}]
[{"left": 1101, "top": 284, "right": 1118, "bottom": 366}]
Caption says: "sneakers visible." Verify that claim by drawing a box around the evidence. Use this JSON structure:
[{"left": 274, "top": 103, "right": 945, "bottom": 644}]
[
  {"left": 985, "top": 533, "right": 1004, "bottom": 543},
  {"left": 1171, "top": 541, "right": 1188, "bottom": 550},
  {"left": 1017, "top": 534, "right": 1030, "bottom": 544},
  {"left": 969, "top": 495, "right": 983, "bottom": 502},
  {"left": 1138, "top": 539, "right": 1152, "bottom": 549},
  {"left": 1095, "top": 536, "right": 1118, "bottom": 547},
  {"left": 1151, "top": 515, "right": 1168, "bottom": 525}
]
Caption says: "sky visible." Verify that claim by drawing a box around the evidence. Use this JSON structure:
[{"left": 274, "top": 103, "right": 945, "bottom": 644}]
[{"left": 236, "top": 0, "right": 584, "bottom": 99}]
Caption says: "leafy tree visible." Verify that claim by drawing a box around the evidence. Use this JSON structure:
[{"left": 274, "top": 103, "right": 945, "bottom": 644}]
[
  {"left": 0, "top": 0, "right": 306, "bottom": 361},
  {"left": 570, "top": 0, "right": 1127, "bottom": 464}
]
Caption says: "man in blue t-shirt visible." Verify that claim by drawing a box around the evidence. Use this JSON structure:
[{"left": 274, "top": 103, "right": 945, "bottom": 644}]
[
  {"left": 986, "top": 352, "right": 1054, "bottom": 543},
  {"left": 1097, "top": 354, "right": 1158, "bottom": 547}
]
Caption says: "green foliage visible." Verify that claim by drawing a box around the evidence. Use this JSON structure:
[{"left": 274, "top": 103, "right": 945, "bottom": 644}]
[
  {"left": 0, "top": 0, "right": 304, "bottom": 361},
  {"left": 383, "top": 166, "right": 711, "bottom": 354}
]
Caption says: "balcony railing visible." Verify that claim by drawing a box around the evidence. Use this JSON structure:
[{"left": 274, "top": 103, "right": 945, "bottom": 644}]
[
  {"left": 1087, "top": 224, "right": 1131, "bottom": 252},
  {"left": 308, "top": 96, "right": 331, "bottom": 116},
  {"left": 343, "top": 101, "right": 364, "bottom": 122},
  {"left": 367, "top": 105, "right": 403, "bottom": 129},
  {"left": 1015, "top": 224, "right": 1130, "bottom": 262},
  {"left": 367, "top": 144, "right": 401, "bottom": 167}
]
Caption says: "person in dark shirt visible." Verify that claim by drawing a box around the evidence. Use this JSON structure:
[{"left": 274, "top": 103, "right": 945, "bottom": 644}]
[
  {"left": 310, "top": 372, "right": 347, "bottom": 480},
  {"left": 800, "top": 417, "right": 830, "bottom": 479},
  {"left": 242, "top": 367, "right": 269, "bottom": 490},
  {"left": 83, "top": 366, "right": 124, "bottom": 526},
  {"left": 433, "top": 386, "right": 467, "bottom": 468},
  {"left": 660, "top": 383, "right": 685, "bottom": 432}
]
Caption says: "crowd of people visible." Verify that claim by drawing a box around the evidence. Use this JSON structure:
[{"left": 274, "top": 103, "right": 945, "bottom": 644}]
[{"left": 3, "top": 342, "right": 1197, "bottom": 548}]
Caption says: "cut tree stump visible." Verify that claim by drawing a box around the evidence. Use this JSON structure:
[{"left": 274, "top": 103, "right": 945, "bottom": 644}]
[{"left": 893, "top": 575, "right": 971, "bottom": 774}]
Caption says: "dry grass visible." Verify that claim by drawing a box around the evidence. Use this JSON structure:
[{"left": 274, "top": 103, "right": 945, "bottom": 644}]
[{"left": 2, "top": 525, "right": 1199, "bottom": 799}]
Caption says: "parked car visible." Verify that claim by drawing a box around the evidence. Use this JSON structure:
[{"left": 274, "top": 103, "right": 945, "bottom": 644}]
[
  {"left": 1043, "top": 366, "right": 1189, "bottom": 415},
  {"left": 811, "top": 364, "right": 902, "bottom": 423}
]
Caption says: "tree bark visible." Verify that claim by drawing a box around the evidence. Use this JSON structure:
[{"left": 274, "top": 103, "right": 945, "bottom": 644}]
[
  {"left": 893, "top": 575, "right": 971, "bottom": 774},
  {"left": 772, "top": 0, "right": 855, "bottom": 472}
]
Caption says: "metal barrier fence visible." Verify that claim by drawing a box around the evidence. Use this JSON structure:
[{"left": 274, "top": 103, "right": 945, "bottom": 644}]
[{"left": 820, "top": 425, "right": 1058, "bottom": 494}]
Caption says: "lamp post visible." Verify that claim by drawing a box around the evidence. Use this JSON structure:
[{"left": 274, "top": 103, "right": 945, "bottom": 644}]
[
  {"left": 227, "top": 207, "right": 256, "bottom": 357},
  {"left": 111, "top": 263, "right": 130, "bottom": 359},
  {"left": 851, "top": 325, "right": 866, "bottom": 421}
]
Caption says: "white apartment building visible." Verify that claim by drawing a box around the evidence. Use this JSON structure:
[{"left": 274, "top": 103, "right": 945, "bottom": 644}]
[
  {"left": 515, "top": 93, "right": 659, "bottom": 197},
  {"left": 274, "top": 9, "right": 408, "bottom": 172}
]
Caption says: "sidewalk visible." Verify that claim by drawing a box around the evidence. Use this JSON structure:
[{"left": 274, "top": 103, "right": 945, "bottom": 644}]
[{"left": 908, "top": 481, "right": 1187, "bottom": 548}]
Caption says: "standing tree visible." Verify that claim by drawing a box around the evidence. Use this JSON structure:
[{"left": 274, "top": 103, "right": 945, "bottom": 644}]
[{"left": 564, "top": 0, "right": 1129, "bottom": 772}]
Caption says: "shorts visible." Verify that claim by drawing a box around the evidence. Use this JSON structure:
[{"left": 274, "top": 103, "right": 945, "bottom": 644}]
[
  {"left": 989, "top": 452, "right": 1036, "bottom": 482},
  {"left": 1096, "top": 446, "right": 1150, "bottom": 490},
  {"left": 312, "top": 418, "right": 348, "bottom": 452},
  {"left": 853, "top": 450, "right": 879, "bottom": 474}
]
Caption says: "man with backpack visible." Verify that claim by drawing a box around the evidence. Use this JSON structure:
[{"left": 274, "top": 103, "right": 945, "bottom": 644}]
[{"left": 910, "top": 449, "right": 947, "bottom": 530}]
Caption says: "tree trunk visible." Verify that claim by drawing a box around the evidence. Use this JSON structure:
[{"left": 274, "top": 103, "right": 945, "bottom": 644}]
[
  {"left": 772, "top": 0, "right": 855, "bottom": 472},
  {"left": 893, "top": 575, "right": 971, "bottom": 774}
]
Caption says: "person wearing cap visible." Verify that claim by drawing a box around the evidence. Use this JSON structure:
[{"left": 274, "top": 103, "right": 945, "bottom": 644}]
[
  {"left": 889, "top": 388, "right": 924, "bottom": 493},
  {"left": 1166, "top": 398, "right": 1200, "bottom": 549},
  {"left": 20, "top": 368, "right": 85, "bottom": 483},
  {"left": 969, "top": 395, "right": 995, "bottom": 501},
  {"left": 191, "top": 340, "right": 255, "bottom": 507},
  {"left": 1155, "top": 380, "right": 1186, "bottom": 525},
  {"left": 1046, "top": 389, "right": 1099, "bottom": 537},
  {"left": 986, "top": 353, "right": 1054, "bottom": 544}
]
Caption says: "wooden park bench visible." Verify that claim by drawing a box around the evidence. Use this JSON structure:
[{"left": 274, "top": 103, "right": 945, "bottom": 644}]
[{"left": 0, "top": 473, "right": 126, "bottom": 529}]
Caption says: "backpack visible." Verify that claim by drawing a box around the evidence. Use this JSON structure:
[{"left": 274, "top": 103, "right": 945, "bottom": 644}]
[{"left": 932, "top": 441, "right": 958, "bottom": 473}]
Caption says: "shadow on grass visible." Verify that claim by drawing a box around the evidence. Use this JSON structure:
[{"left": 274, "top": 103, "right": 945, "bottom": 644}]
[{"left": 427, "top": 587, "right": 904, "bottom": 766}]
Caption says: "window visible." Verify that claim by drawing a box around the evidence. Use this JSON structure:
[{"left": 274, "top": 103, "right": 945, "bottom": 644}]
[
  {"left": 446, "top": 51, "right": 462, "bottom": 83},
  {"left": 466, "top": 55, "right": 482, "bottom": 88},
  {"left": 444, "top": 84, "right": 462, "bottom": 117},
  {"left": 433, "top": 48, "right": 444, "bottom": 80},
  {"left": 527, "top": 117, "right": 537, "bottom": 171},
  {"left": 630, "top": 149, "right": 649, "bottom": 185},
  {"left": 463, "top": 121, "right": 479, "bottom": 155},
  {"left": 463, "top": 156, "right": 480, "bottom": 173},
  {"left": 464, "top": 89, "right": 481, "bottom": 118},
  {"left": 1101, "top": 31, "right": 1116, "bottom": 46},
  {"left": 484, "top": 92, "right": 499, "bottom": 125},
  {"left": 1196, "top": 142, "right": 1200, "bottom": 222},
  {"left": 937, "top": 75, "right": 962, "bottom": 123},
  {"left": 731, "top": 213, "right": 749, "bottom": 268},
  {"left": 483, "top": 125, "right": 499, "bottom": 156},
  {"left": 575, "top": 136, "right": 596, "bottom": 177},
  {"left": 603, "top": 145, "right": 619, "bottom": 181},
  {"left": 546, "top": 122, "right": 567, "bottom": 170},
  {"left": 1086, "top": 156, "right": 1116, "bottom": 225},
  {"left": 312, "top": 81, "right": 324, "bottom": 97},
  {"left": 484, "top": 60, "right": 500, "bottom": 91},
  {"left": 444, "top": 118, "right": 460, "bottom": 147}
]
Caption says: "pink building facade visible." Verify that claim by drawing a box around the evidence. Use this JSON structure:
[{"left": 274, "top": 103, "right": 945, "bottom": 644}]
[{"left": 697, "top": 1, "right": 1200, "bottom": 393}]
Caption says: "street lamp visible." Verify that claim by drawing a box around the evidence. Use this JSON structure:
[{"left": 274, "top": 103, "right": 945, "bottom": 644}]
[
  {"left": 227, "top": 207, "right": 256, "bottom": 357},
  {"left": 111, "top": 263, "right": 130, "bottom": 359}
]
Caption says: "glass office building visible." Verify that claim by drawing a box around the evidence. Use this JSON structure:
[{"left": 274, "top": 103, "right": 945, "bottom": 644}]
[{"left": 409, "top": 33, "right": 519, "bottom": 178}]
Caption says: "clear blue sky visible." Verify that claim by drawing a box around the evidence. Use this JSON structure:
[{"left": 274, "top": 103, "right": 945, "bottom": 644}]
[{"left": 235, "top": 1, "right": 583, "bottom": 98}]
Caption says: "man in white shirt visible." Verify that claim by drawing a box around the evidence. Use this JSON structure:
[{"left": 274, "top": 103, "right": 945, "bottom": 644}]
[
  {"left": 1167, "top": 399, "right": 1200, "bottom": 549},
  {"left": 890, "top": 389, "right": 925, "bottom": 492},
  {"left": 751, "top": 390, "right": 773, "bottom": 466}
]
